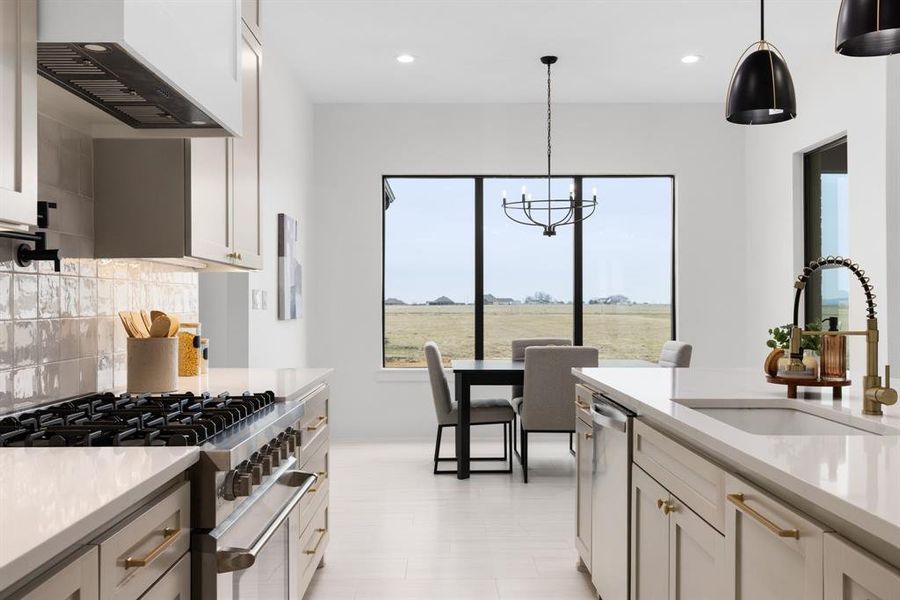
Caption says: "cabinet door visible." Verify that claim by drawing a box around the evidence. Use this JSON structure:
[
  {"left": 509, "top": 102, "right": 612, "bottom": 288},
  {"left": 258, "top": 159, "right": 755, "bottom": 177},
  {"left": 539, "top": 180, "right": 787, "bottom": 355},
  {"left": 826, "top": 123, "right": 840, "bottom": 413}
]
[
  {"left": 724, "top": 474, "right": 824, "bottom": 600},
  {"left": 188, "top": 138, "right": 233, "bottom": 264},
  {"left": 631, "top": 465, "right": 670, "bottom": 600},
  {"left": 231, "top": 24, "right": 262, "bottom": 269},
  {"left": 137, "top": 553, "right": 190, "bottom": 600},
  {"left": 574, "top": 417, "right": 592, "bottom": 567},
  {"left": 0, "top": 0, "right": 37, "bottom": 228},
  {"left": 824, "top": 533, "right": 900, "bottom": 600},
  {"left": 669, "top": 500, "right": 725, "bottom": 600},
  {"left": 20, "top": 546, "right": 99, "bottom": 600},
  {"left": 241, "top": 0, "right": 261, "bottom": 42}
]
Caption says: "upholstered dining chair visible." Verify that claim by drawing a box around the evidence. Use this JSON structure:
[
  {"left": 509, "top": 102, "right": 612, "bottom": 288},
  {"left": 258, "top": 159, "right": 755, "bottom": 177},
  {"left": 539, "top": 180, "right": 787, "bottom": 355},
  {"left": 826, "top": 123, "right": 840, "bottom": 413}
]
[
  {"left": 425, "top": 342, "right": 516, "bottom": 475},
  {"left": 658, "top": 341, "right": 693, "bottom": 367},
  {"left": 514, "top": 345, "right": 599, "bottom": 483}
]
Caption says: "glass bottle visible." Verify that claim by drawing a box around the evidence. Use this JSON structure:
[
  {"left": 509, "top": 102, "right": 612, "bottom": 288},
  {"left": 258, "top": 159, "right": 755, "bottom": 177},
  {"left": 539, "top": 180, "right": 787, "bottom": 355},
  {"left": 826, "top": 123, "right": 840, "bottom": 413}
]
[{"left": 820, "top": 317, "right": 847, "bottom": 381}]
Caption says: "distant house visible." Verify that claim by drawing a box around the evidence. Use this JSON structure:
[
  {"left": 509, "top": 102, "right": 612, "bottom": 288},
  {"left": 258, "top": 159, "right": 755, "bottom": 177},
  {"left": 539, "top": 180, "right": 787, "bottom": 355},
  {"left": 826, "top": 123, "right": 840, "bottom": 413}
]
[
  {"left": 483, "top": 294, "right": 517, "bottom": 305},
  {"left": 428, "top": 296, "right": 456, "bottom": 305},
  {"left": 384, "top": 297, "right": 406, "bottom": 305}
]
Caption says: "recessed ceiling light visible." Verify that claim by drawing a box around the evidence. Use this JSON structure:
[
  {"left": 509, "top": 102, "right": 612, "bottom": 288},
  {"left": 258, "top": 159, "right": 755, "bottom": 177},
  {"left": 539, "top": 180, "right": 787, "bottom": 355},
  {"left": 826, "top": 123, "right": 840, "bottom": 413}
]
[
  {"left": 84, "top": 44, "right": 108, "bottom": 52},
  {"left": 191, "top": 120, "right": 208, "bottom": 125},
  {"left": 396, "top": 54, "right": 415, "bottom": 64},
  {"left": 681, "top": 54, "right": 702, "bottom": 64}
]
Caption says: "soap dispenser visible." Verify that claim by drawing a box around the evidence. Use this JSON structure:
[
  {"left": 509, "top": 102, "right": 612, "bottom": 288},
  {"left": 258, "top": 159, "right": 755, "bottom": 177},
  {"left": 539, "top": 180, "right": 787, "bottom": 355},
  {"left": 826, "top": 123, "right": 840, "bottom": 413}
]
[{"left": 820, "top": 317, "right": 847, "bottom": 382}]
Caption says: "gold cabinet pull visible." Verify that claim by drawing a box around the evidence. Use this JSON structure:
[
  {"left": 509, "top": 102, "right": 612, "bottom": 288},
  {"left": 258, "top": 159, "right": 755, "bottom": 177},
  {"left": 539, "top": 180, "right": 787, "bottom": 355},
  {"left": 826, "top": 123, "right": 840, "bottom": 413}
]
[
  {"left": 309, "top": 471, "right": 328, "bottom": 493},
  {"left": 575, "top": 398, "right": 590, "bottom": 410},
  {"left": 727, "top": 493, "right": 799, "bottom": 539},
  {"left": 304, "top": 528, "right": 327, "bottom": 555},
  {"left": 584, "top": 432, "right": 593, "bottom": 439},
  {"left": 306, "top": 416, "right": 327, "bottom": 432},
  {"left": 124, "top": 528, "right": 181, "bottom": 569},
  {"left": 656, "top": 498, "right": 676, "bottom": 515}
]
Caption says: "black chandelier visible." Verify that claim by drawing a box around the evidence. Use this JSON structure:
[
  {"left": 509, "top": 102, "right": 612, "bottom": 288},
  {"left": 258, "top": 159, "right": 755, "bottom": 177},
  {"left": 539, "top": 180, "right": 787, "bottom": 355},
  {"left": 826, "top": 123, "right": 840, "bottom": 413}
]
[
  {"left": 726, "top": 0, "right": 797, "bottom": 125},
  {"left": 836, "top": 0, "right": 900, "bottom": 56},
  {"left": 502, "top": 56, "right": 597, "bottom": 237}
]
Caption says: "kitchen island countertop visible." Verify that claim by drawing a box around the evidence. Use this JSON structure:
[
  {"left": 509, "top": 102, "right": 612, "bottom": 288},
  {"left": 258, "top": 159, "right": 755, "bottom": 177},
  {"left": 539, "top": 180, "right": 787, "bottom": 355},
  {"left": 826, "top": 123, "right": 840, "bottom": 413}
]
[{"left": 573, "top": 367, "right": 900, "bottom": 552}]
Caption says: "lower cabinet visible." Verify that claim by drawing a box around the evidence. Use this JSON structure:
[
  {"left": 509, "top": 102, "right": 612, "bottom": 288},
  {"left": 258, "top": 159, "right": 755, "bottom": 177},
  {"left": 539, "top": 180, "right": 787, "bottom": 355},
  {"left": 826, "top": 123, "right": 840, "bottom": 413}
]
[
  {"left": 18, "top": 547, "right": 99, "bottom": 600},
  {"left": 574, "top": 415, "right": 593, "bottom": 569},
  {"left": 724, "top": 473, "right": 824, "bottom": 600},
  {"left": 137, "top": 554, "right": 190, "bottom": 600},
  {"left": 824, "top": 533, "right": 900, "bottom": 600},
  {"left": 631, "top": 465, "right": 724, "bottom": 600}
]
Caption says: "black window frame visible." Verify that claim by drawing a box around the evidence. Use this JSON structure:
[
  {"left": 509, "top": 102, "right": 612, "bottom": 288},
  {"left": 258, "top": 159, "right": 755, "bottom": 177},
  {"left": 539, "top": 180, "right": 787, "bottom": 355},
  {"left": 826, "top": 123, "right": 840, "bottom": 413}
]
[
  {"left": 382, "top": 174, "right": 677, "bottom": 367},
  {"left": 803, "top": 137, "right": 848, "bottom": 326}
]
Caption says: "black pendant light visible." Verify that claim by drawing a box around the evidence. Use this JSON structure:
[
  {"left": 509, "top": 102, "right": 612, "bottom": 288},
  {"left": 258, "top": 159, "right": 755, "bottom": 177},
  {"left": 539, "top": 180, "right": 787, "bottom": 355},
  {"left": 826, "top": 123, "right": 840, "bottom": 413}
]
[
  {"left": 726, "top": 0, "right": 797, "bottom": 125},
  {"left": 836, "top": 0, "right": 900, "bottom": 56}
]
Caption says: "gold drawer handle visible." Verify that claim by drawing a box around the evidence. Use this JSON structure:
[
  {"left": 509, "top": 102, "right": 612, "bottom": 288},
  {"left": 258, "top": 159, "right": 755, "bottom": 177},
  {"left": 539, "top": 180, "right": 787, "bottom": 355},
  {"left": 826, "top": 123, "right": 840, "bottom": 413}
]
[
  {"left": 575, "top": 399, "right": 590, "bottom": 410},
  {"left": 309, "top": 471, "right": 328, "bottom": 493},
  {"left": 727, "top": 493, "right": 799, "bottom": 539},
  {"left": 303, "top": 528, "right": 327, "bottom": 555},
  {"left": 124, "top": 528, "right": 181, "bottom": 569},
  {"left": 584, "top": 432, "right": 593, "bottom": 439},
  {"left": 306, "top": 416, "right": 327, "bottom": 432},
  {"left": 656, "top": 498, "right": 676, "bottom": 515}
]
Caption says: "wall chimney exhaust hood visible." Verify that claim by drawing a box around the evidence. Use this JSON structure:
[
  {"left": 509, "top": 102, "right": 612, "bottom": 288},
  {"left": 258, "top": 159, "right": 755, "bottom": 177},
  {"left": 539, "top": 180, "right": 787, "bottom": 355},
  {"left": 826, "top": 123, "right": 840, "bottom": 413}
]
[{"left": 38, "top": 0, "right": 242, "bottom": 135}]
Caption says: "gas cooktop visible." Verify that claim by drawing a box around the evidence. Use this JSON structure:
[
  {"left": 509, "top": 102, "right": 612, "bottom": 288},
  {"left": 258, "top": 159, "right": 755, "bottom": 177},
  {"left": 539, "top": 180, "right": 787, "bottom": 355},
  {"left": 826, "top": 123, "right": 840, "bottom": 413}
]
[{"left": 0, "top": 391, "right": 276, "bottom": 448}]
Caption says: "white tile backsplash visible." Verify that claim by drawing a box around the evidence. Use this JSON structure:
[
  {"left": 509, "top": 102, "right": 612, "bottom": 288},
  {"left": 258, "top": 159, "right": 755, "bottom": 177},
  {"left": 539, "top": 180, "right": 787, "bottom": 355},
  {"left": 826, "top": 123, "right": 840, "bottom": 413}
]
[{"left": 0, "top": 114, "right": 201, "bottom": 414}]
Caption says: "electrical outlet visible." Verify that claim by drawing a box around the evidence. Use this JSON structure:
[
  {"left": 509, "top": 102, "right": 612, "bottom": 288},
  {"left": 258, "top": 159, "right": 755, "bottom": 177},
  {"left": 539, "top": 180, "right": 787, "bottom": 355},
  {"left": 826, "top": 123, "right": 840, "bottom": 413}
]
[
  {"left": 251, "top": 289, "right": 262, "bottom": 310},
  {"left": 260, "top": 290, "right": 268, "bottom": 310}
]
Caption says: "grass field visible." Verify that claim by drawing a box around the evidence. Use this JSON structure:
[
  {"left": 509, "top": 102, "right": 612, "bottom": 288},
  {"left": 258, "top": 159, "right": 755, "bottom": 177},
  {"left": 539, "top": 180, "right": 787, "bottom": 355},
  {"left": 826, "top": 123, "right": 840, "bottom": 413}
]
[{"left": 384, "top": 304, "right": 672, "bottom": 367}]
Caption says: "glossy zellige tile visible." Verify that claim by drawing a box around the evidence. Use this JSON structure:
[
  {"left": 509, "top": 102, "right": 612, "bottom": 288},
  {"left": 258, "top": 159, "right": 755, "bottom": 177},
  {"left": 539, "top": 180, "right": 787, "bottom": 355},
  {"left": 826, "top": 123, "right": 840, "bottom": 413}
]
[
  {"left": 38, "top": 319, "right": 61, "bottom": 364},
  {"left": 0, "top": 273, "right": 11, "bottom": 320},
  {"left": 13, "top": 274, "right": 38, "bottom": 319},
  {"left": 79, "top": 277, "right": 97, "bottom": 317},
  {"left": 38, "top": 274, "right": 60, "bottom": 318},
  {"left": 60, "top": 276, "right": 79, "bottom": 317},
  {"left": 13, "top": 321, "right": 37, "bottom": 367}
]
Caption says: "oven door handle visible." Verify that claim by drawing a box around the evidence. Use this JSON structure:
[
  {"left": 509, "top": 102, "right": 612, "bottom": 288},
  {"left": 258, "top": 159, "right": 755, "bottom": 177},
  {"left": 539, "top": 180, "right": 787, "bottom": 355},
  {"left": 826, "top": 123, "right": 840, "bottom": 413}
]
[{"left": 216, "top": 470, "right": 317, "bottom": 573}]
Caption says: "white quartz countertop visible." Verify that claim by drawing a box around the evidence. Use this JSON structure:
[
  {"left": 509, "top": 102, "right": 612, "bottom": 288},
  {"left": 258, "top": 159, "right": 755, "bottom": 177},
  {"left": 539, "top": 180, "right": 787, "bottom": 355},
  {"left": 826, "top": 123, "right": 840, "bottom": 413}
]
[
  {"left": 573, "top": 367, "right": 900, "bottom": 549},
  {"left": 0, "top": 447, "right": 199, "bottom": 592}
]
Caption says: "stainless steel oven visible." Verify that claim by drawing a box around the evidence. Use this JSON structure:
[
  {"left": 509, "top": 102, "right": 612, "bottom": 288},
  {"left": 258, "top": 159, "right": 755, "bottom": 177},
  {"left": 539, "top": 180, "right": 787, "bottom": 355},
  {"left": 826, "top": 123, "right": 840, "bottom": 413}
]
[{"left": 194, "top": 456, "right": 316, "bottom": 600}]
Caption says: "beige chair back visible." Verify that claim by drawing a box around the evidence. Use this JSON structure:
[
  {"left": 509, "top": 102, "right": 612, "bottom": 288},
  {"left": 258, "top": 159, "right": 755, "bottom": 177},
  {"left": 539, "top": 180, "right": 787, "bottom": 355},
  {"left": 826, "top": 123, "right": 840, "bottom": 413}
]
[
  {"left": 424, "top": 342, "right": 453, "bottom": 422},
  {"left": 658, "top": 341, "right": 693, "bottom": 367},
  {"left": 521, "top": 346, "right": 598, "bottom": 431},
  {"left": 511, "top": 338, "right": 571, "bottom": 398}
]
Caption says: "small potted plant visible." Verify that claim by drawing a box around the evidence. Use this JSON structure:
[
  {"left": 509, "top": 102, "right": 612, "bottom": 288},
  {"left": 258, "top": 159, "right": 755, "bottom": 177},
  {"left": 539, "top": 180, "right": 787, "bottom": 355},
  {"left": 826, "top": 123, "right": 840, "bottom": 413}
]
[{"left": 765, "top": 323, "right": 821, "bottom": 376}]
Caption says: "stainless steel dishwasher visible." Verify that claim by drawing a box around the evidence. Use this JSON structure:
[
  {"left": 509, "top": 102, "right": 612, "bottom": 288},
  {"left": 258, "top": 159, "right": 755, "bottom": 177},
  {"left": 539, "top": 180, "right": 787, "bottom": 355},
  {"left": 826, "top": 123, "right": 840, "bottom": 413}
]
[{"left": 590, "top": 392, "right": 635, "bottom": 600}]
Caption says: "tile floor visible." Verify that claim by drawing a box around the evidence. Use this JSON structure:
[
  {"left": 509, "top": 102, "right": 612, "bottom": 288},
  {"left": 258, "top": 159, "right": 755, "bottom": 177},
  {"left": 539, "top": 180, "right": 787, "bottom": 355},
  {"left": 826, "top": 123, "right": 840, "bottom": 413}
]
[{"left": 305, "top": 438, "right": 596, "bottom": 599}]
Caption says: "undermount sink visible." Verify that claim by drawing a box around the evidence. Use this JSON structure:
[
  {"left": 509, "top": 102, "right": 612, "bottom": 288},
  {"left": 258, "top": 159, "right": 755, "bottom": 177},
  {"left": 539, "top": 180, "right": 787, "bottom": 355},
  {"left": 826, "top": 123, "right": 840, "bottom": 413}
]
[{"left": 673, "top": 400, "right": 900, "bottom": 436}]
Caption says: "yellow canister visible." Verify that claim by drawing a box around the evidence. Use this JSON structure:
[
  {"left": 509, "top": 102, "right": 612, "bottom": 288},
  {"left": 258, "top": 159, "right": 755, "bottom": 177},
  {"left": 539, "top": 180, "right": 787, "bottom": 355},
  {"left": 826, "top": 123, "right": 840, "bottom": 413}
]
[{"left": 178, "top": 322, "right": 202, "bottom": 376}]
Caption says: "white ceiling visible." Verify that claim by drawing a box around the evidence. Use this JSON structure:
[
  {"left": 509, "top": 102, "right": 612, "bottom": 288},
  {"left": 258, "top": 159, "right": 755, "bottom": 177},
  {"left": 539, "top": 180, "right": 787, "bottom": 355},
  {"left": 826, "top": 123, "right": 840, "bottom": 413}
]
[{"left": 267, "top": 0, "right": 843, "bottom": 103}]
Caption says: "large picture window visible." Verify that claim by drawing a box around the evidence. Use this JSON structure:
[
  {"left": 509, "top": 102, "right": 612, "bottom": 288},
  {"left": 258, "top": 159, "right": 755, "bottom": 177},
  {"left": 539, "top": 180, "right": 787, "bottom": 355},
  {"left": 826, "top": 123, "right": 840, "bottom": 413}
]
[{"left": 383, "top": 175, "right": 675, "bottom": 367}]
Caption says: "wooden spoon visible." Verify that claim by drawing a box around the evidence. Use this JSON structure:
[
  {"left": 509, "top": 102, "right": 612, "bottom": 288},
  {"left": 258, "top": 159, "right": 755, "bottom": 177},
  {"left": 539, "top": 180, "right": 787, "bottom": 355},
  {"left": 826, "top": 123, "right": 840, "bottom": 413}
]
[
  {"left": 150, "top": 310, "right": 167, "bottom": 322},
  {"left": 118, "top": 311, "right": 136, "bottom": 337},
  {"left": 141, "top": 310, "right": 153, "bottom": 332},
  {"left": 167, "top": 315, "right": 180, "bottom": 337},
  {"left": 149, "top": 315, "right": 172, "bottom": 338},
  {"left": 130, "top": 311, "right": 151, "bottom": 337}
]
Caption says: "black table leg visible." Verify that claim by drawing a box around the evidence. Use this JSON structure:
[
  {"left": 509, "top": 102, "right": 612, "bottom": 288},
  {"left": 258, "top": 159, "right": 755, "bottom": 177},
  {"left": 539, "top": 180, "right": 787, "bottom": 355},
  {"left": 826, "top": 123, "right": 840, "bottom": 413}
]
[{"left": 455, "top": 372, "right": 471, "bottom": 479}]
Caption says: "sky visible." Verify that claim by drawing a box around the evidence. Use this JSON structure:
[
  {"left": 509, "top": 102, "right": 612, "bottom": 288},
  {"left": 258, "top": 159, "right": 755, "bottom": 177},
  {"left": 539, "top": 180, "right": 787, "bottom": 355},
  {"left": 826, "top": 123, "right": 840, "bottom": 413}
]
[
  {"left": 819, "top": 172, "right": 850, "bottom": 304},
  {"left": 384, "top": 176, "right": 673, "bottom": 305}
]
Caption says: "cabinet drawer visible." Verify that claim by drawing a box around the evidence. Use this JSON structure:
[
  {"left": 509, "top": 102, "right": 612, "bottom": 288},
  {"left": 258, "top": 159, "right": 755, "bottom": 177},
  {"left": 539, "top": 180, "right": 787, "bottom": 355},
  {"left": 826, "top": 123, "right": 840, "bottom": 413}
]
[
  {"left": 98, "top": 482, "right": 190, "bottom": 600},
  {"left": 298, "top": 386, "right": 328, "bottom": 461},
  {"left": 137, "top": 553, "right": 189, "bottom": 600},
  {"left": 298, "top": 501, "right": 328, "bottom": 593},
  {"left": 298, "top": 441, "right": 329, "bottom": 532},
  {"left": 574, "top": 384, "right": 593, "bottom": 425},
  {"left": 633, "top": 420, "right": 726, "bottom": 531},
  {"left": 725, "top": 473, "right": 825, "bottom": 600},
  {"left": 16, "top": 546, "right": 99, "bottom": 600},
  {"left": 824, "top": 533, "right": 900, "bottom": 600}
]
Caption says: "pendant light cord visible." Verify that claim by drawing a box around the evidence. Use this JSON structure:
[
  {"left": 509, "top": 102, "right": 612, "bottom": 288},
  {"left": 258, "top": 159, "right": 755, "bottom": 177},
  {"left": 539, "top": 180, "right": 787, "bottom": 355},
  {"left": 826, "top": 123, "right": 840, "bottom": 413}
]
[
  {"left": 546, "top": 60, "right": 552, "bottom": 218},
  {"left": 760, "top": 0, "right": 765, "bottom": 40}
]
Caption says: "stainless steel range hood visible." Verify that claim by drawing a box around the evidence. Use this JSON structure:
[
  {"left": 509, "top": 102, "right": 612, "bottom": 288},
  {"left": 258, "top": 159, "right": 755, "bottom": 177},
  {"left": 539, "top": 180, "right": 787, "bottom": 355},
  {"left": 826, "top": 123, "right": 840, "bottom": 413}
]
[
  {"left": 37, "top": 42, "right": 222, "bottom": 130},
  {"left": 37, "top": 0, "right": 242, "bottom": 135}
]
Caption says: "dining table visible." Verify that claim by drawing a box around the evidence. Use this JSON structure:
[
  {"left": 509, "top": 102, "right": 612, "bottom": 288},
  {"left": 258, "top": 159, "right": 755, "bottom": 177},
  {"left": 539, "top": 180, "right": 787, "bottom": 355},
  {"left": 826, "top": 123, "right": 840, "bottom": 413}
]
[{"left": 449, "top": 359, "right": 656, "bottom": 479}]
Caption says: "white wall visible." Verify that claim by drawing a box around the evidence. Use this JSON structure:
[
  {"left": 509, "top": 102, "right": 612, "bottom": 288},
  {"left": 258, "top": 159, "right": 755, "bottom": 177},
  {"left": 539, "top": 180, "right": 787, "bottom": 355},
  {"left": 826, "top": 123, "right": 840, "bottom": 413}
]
[
  {"left": 887, "top": 56, "right": 900, "bottom": 368},
  {"left": 309, "top": 103, "right": 746, "bottom": 441},
  {"left": 742, "top": 48, "right": 893, "bottom": 368},
  {"left": 201, "top": 16, "right": 314, "bottom": 369}
]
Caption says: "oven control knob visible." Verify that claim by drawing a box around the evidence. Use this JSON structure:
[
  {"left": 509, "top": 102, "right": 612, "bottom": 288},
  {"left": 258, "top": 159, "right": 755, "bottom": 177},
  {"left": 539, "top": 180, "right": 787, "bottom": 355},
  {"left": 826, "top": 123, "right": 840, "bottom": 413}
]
[
  {"left": 256, "top": 452, "right": 273, "bottom": 476},
  {"left": 223, "top": 469, "right": 252, "bottom": 501},
  {"left": 284, "top": 427, "right": 299, "bottom": 452},
  {"left": 269, "top": 448, "right": 281, "bottom": 468},
  {"left": 246, "top": 459, "right": 263, "bottom": 484}
]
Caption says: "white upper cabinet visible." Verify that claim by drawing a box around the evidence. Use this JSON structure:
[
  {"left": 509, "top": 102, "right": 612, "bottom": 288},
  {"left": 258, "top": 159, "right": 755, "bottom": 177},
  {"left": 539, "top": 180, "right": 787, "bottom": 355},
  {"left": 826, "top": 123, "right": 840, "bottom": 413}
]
[
  {"left": 0, "top": 0, "right": 38, "bottom": 229},
  {"left": 38, "top": 0, "right": 242, "bottom": 135}
]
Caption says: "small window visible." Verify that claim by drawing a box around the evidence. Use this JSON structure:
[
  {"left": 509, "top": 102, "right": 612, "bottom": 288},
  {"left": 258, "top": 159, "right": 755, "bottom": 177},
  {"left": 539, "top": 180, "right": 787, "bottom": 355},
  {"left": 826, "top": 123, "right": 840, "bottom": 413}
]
[{"left": 803, "top": 138, "right": 848, "bottom": 327}]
